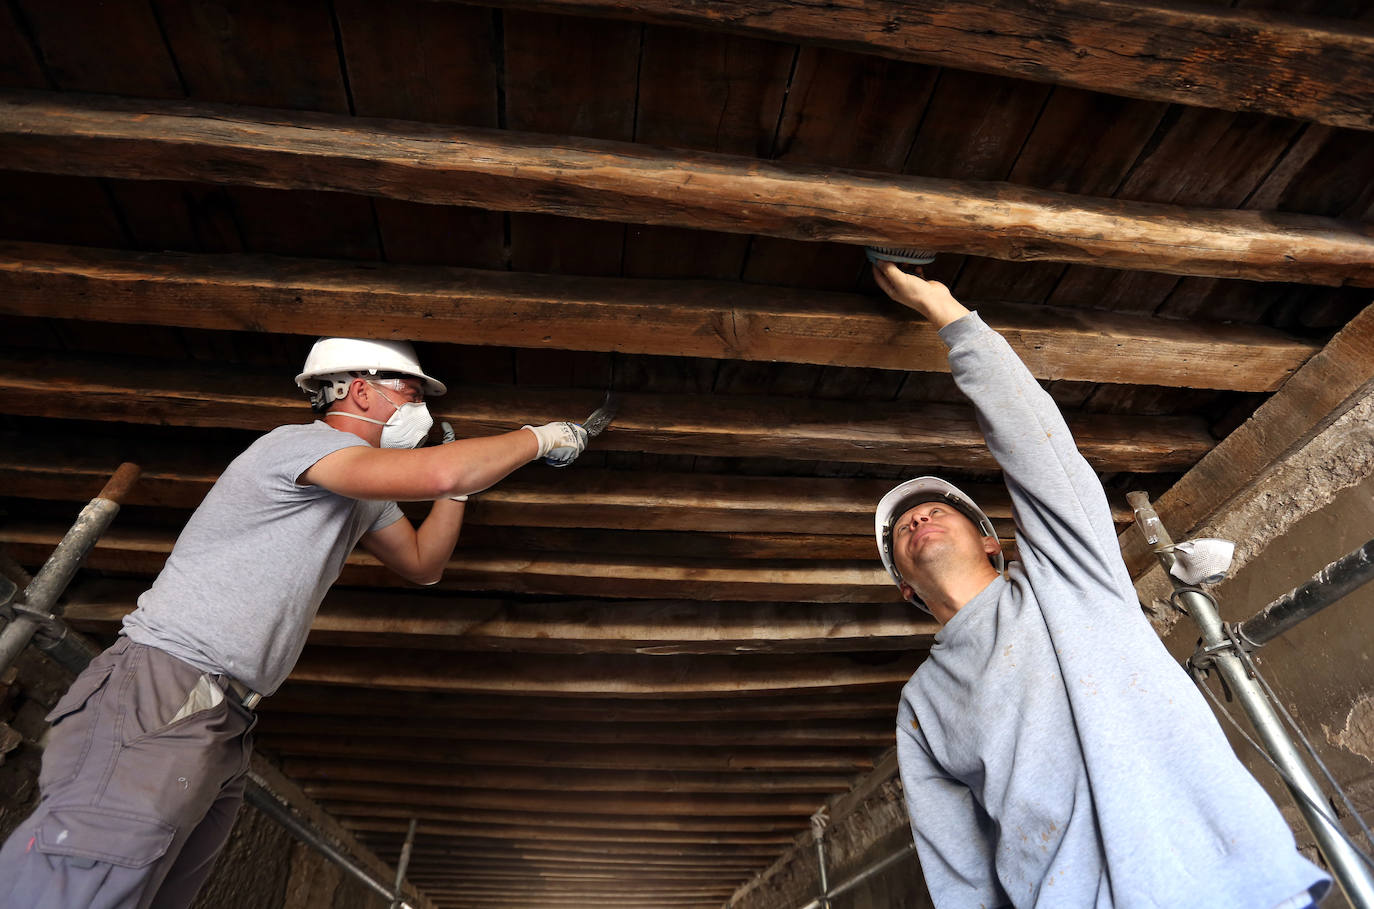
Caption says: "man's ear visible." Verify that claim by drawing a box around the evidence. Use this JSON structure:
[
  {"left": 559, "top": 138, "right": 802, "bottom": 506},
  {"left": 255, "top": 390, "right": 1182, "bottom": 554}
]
[
  {"left": 899, "top": 582, "right": 917, "bottom": 602},
  {"left": 982, "top": 536, "right": 1000, "bottom": 557}
]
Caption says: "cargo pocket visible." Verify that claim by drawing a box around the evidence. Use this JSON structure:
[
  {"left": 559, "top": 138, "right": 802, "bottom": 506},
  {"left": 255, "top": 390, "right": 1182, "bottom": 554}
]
[
  {"left": 36, "top": 805, "right": 175, "bottom": 868},
  {"left": 39, "top": 663, "right": 114, "bottom": 791},
  {"left": 43, "top": 663, "right": 113, "bottom": 727}
]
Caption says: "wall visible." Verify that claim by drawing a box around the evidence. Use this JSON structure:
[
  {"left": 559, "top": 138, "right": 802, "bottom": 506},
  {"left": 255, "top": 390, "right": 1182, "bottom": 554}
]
[
  {"left": 1160, "top": 470, "right": 1374, "bottom": 906},
  {"left": 0, "top": 644, "right": 388, "bottom": 909}
]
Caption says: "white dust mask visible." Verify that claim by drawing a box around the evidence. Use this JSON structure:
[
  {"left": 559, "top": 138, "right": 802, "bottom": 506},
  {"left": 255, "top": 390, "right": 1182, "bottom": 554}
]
[{"left": 331, "top": 381, "right": 433, "bottom": 449}]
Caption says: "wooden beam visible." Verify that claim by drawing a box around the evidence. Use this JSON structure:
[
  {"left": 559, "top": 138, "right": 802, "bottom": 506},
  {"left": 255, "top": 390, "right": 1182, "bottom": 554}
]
[
  {"left": 371, "top": 844, "right": 766, "bottom": 868},
  {"left": 473, "top": 0, "right": 1374, "bottom": 131},
  {"left": 280, "top": 759, "right": 858, "bottom": 794},
  {"left": 263, "top": 734, "right": 877, "bottom": 772},
  {"left": 257, "top": 714, "right": 893, "bottom": 748},
  {"left": 0, "top": 434, "right": 1135, "bottom": 526},
  {"left": 263, "top": 684, "right": 900, "bottom": 723},
  {"left": 0, "top": 351, "right": 1216, "bottom": 472},
  {"left": 1120, "top": 302, "right": 1374, "bottom": 578},
  {"left": 359, "top": 835, "right": 780, "bottom": 862},
  {"left": 63, "top": 580, "right": 935, "bottom": 654},
  {"left": 336, "top": 807, "right": 799, "bottom": 836},
  {"left": 1, "top": 92, "right": 1370, "bottom": 283},
  {"left": 344, "top": 817, "right": 797, "bottom": 846},
  {"left": 2, "top": 524, "right": 900, "bottom": 602},
  {"left": 305, "top": 782, "right": 824, "bottom": 817},
  {"left": 285, "top": 646, "right": 920, "bottom": 696},
  {"left": 0, "top": 241, "right": 1318, "bottom": 390}
]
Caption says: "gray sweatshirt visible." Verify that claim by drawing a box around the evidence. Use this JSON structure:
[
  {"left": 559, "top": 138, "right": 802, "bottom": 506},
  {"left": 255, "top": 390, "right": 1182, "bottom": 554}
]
[{"left": 896, "top": 314, "right": 1328, "bottom": 908}]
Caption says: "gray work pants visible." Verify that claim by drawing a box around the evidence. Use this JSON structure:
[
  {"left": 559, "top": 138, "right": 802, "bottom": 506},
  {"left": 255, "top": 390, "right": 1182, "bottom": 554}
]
[{"left": 0, "top": 637, "right": 256, "bottom": 909}]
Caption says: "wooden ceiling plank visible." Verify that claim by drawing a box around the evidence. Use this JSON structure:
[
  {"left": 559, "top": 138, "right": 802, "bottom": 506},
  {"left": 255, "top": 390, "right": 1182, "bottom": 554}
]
[
  {"left": 261, "top": 734, "right": 876, "bottom": 772},
  {"left": 335, "top": 0, "right": 507, "bottom": 270},
  {"left": 465, "top": 0, "right": 1374, "bottom": 130},
  {"left": 503, "top": 11, "right": 638, "bottom": 277},
  {"left": 2, "top": 93, "right": 1371, "bottom": 284},
  {"left": 263, "top": 684, "right": 900, "bottom": 723},
  {"left": 0, "top": 242, "right": 1317, "bottom": 390},
  {"left": 343, "top": 816, "right": 798, "bottom": 845},
  {"left": 258, "top": 714, "right": 893, "bottom": 747},
  {"left": 61, "top": 582, "right": 934, "bottom": 654},
  {"left": 304, "top": 781, "right": 827, "bottom": 817},
  {"left": 358, "top": 834, "right": 782, "bottom": 861},
  {"left": 283, "top": 646, "right": 920, "bottom": 696},
  {"left": 0, "top": 350, "right": 1217, "bottom": 472},
  {"left": 279, "top": 758, "right": 858, "bottom": 793}
]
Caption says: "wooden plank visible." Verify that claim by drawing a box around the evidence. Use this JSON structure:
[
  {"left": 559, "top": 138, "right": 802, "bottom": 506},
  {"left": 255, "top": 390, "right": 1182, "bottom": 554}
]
[
  {"left": 468, "top": 0, "right": 1374, "bottom": 130},
  {"left": 3, "top": 434, "right": 1090, "bottom": 531},
  {"left": 263, "top": 684, "right": 900, "bottom": 723},
  {"left": 303, "top": 782, "right": 825, "bottom": 817},
  {"left": 335, "top": 0, "right": 507, "bottom": 270},
  {"left": 0, "top": 242, "right": 1316, "bottom": 390},
  {"left": 62, "top": 582, "right": 935, "bottom": 655},
  {"left": 503, "top": 11, "right": 639, "bottom": 276},
  {"left": 3, "top": 93, "right": 1371, "bottom": 284},
  {"left": 625, "top": 25, "right": 792, "bottom": 280},
  {"left": 285, "top": 646, "right": 919, "bottom": 696},
  {"left": 0, "top": 527, "right": 898, "bottom": 602},
  {"left": 280, "top": 759, "right": 856, "bottom": 794},
  {"left": 1119, "top": 301, "right": 1374, "bottom": 578},
  {"left": 256, "top": 714, "right": 894, "bottom": 748},
  {"left": 368, "top": 842, "right": 770, "bottom": 866},
  {"left": 0, "top": 350, "right": 1217, "bottom": 472},
  {"left": 336, "top": 808, "right": 801, "bottom": 837},
  {"left": 265, "top": 734, "right": 876, "bottom": 772}
]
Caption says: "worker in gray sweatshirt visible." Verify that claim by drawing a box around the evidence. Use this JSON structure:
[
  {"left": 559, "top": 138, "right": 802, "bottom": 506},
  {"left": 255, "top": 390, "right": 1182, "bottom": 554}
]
[{"left": 871, "top": 261, "right": 1330, "bottom": 909}]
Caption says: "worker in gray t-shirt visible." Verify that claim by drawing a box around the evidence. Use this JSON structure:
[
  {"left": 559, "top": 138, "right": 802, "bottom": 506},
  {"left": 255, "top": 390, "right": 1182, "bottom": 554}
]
[
  {"left": 0, "top": 336, "right": 594, "bottom": 909},
  {"left": 871, "top": 263, "right": 1329, "bottom": 909}
]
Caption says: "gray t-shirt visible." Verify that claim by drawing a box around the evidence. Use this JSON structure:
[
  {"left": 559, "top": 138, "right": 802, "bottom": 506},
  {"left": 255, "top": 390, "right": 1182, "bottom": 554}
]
[
  {"left": 123, "top": 421, "right": 403, "bottom": 695},
  {"left": 896, "top": 314, "right": 1328, "bottom": 908}
]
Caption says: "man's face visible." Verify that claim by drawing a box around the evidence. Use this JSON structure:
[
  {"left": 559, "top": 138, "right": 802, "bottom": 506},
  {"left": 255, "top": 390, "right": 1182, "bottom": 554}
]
[{"left": 890, "top": 500, "right": 997, "bottom": 595}]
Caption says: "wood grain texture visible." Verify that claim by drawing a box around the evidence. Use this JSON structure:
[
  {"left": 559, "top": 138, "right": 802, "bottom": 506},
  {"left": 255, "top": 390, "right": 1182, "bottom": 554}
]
[
  {"left": 471, "top": 0, "right": 1374, "bottom": 130},
  {"left": 0, "top": 349, "right": 1217, "bottom": 472},
  {"left": 2, "top": 92, "right": 1371, "bottom": 283},
  {"left": 0, "top": 242, "right": 1318, "bottom": 390}
]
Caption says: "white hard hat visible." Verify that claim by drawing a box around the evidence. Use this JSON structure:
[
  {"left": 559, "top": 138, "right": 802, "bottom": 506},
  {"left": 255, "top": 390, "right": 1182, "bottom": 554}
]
[
  {"left": 295, "top": 337, "right": 446, "bottom": 409},
  {"left": 874, "top": 476, "right": 1004, "bottom": 606}
]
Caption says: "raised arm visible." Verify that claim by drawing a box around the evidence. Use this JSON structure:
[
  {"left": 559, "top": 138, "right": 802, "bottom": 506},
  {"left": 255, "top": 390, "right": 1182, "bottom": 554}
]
[{"left": 874, "top": 263, "right": 1131, "bottom": 600}]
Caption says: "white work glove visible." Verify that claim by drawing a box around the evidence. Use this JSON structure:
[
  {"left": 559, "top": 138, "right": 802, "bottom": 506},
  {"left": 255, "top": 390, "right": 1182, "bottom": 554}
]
[{"left": 523, "top": 421, "right": 589, "bottom": 467}]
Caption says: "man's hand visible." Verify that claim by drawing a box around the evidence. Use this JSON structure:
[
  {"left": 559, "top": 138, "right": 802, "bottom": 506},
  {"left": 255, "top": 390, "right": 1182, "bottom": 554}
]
[
  {"left": 872, "top": 261, "right": 969, "bottom": 329},
  {"left": 523, "top": 421, "right": 590, "bottom": 467}
]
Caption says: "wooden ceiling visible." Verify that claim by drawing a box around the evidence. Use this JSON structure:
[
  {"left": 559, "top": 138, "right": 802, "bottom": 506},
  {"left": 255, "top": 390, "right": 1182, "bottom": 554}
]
[{"left": 1, "top": 1, "right": 1372, "bottom": 907}]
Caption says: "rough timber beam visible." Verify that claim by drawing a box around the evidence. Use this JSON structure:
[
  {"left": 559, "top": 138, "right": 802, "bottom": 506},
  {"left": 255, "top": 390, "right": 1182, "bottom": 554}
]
[
  {"left": 0, "top": 524, "right": 897, "bottom": 602},
  {"left": 62, "top": 581, "right": 936, "bottom": 655},
  {"left": 0, "top": 242, "right": 1318, "bottom": 391},
  {"left": 0, "top": 351, "right": 1215, "bottom": 472},
  {"left": 1121, "top": 303, "right": 1374, "bottom": 580},
  {"left": 1, "top": 93, "right": 1371, "bottom": 284},
  {"left": 474, "top": 0, "right": 1374, "bottom": 131},
  {"left": 0, "top": 436, "right": 1134, "bottom": 528}
]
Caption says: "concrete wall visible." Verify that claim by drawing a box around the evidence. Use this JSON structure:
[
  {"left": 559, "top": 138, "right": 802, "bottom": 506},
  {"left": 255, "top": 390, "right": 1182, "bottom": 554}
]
[{"left": 0, "top": 646, "right": 387, "bottom": 909}]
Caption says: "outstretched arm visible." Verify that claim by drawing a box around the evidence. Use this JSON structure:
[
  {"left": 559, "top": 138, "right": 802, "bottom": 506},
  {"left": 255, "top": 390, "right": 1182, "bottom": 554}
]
[{"left": 872, "top": 262, "right": 1132, "bottom": 601}]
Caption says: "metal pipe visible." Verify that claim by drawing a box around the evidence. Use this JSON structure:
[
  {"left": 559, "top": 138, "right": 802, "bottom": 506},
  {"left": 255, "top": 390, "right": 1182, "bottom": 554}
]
[
  {"left": 0, "top": 463, "right": 140, "bottom": 676},
  {"left": 244, "top": 778, "right": 412, "bottom": 908},
  {"left": 391, "top": 817, "right": 418, "bottom": 909},
  {"left": 1129, "top": 493, "right": 1374, "bottom": 908},
  {"left": 795, "top": 841, "right": 918, "bottom": 909},
  {"left": 1237, "top": 538, "right": 1374, "bottom": 650}
]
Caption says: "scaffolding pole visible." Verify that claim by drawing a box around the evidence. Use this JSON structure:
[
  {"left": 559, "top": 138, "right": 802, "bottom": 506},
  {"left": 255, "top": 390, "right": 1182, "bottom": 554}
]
[{"left": 1129, "top": 492, "right": 1374, "bottom": 908}]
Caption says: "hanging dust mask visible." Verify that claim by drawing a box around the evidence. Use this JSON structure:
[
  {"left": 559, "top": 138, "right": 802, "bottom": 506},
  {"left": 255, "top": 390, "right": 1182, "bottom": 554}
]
[{"left": 333, "top": 384, "right": 433, "bottom": 449}]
